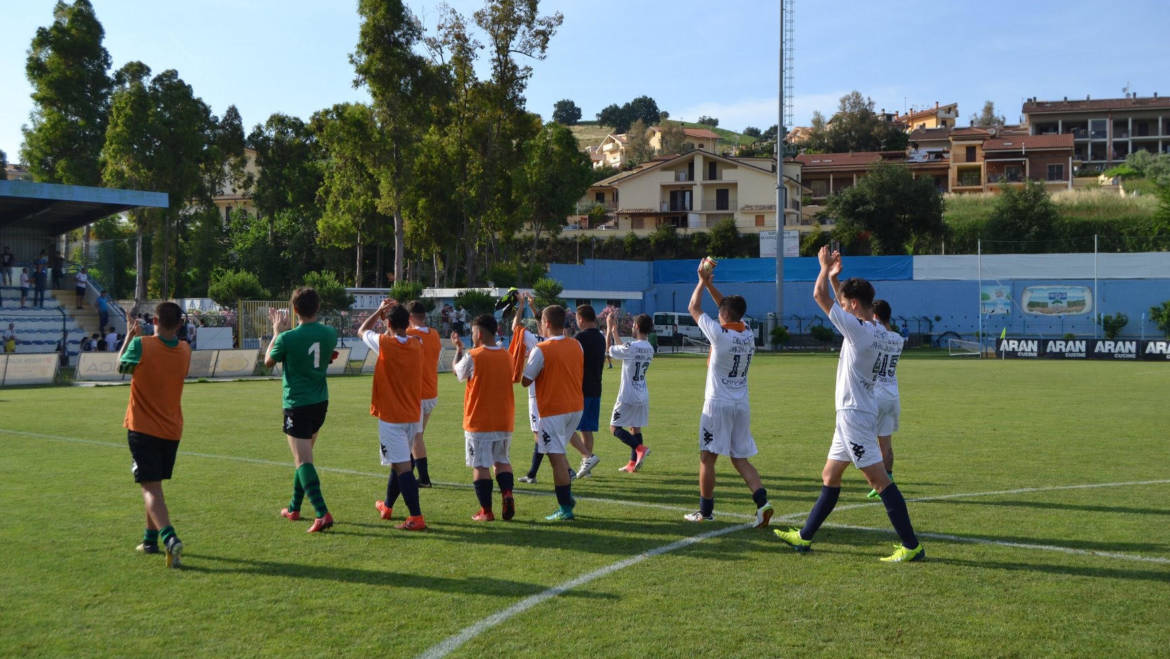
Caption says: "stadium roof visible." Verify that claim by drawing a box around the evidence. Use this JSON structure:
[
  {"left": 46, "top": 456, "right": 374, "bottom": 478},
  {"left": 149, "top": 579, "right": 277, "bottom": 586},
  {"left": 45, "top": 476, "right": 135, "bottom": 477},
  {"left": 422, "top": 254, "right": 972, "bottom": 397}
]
[{"left": 0, "top": 180, "right": 168, "bottom": 235}]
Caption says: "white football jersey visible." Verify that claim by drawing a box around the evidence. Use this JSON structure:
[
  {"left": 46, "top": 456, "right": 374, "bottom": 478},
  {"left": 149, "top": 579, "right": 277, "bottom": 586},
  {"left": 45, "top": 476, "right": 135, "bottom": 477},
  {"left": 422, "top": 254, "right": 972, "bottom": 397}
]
[
  {"left": 873, "top": 324, "right": 905, "bottom": 402},
  {"left": 698, "top": 314, "right": 755, "bottom": 404},
  {"left": 609, "top": 338, "right": 654, "bottom": 404},
  {"left": 828, "top": 303, "right": 901, "bottom": 415}
]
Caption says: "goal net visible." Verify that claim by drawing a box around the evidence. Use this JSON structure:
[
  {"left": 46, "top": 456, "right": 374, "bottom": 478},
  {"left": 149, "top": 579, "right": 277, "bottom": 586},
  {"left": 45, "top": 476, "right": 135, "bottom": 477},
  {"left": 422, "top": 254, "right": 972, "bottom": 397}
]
[{"left": 947, "top": 337, "right": 981, "bottom": 357}]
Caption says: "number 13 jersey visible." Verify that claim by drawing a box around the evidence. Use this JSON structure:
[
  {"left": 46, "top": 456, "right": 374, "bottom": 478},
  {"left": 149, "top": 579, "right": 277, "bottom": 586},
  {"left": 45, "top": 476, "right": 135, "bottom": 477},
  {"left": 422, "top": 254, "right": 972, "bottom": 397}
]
[
  {"left": 698, "top": 314, "right": 755, "bottom": 405},
  {"left": 609, "top": 338, "right": 654, "bottom": 405}
]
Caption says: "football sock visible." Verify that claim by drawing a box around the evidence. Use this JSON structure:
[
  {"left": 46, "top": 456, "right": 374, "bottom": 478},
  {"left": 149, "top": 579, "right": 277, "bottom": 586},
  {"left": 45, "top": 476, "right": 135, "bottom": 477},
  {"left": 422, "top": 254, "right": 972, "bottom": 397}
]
[
  {"left": 289, "top": 471, "right": 304, "bottom": 511},
  {"left": 633, "top": 432, "right": 644, "bottom": 446},
  {"left": 385, "top": 470, "right": 401, "bottom": 508},
  {"left": 496, "top": 471, "right": 514, "bottom": 495},
  {"left": 752, "top": 487, "right": 768, "bottom": 507},
  {"left": 143, "top": 528, "right": 159, "bottom": 545},
  {"left": 800, "top": 486, "right": 841, "bottom": 541},
  {"left": 613, "top": 428, "right": 639, "bottom": 449},
  {"left": 554, "top": 484, "right": 573, "bottom": 508},
  {"left": 474, "top": 478, "right": 493, "bottom": 511},
  {"left": 159, "top": 525, "right": 178, "bottom": 545},
  {"left": 878, "top": 483, "right": 919, "bottom": 550},
  {"left": 415, "top": 456, "right": 431, "bottom": 483},
  {"left": 296, "top": 463, "right": 328, "bottom": 517},
  {"left": 527, "top": 446, "right": 543, "bottom": 478},
  {"left": 398, "top": 471, "right": 423, "bottom": 517},
  {"left": 699, "top": 497, "right": 715, "bottom": 518}
]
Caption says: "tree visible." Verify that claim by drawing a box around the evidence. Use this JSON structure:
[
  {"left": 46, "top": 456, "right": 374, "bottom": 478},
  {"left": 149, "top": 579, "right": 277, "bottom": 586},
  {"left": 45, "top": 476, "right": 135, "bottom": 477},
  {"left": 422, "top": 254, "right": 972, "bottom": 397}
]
[
  {"left": 697, "top": 115, "right": 719, "bottom": 127},
  {"left": 742, "top": 126, "right": 762, "bottom": 138},
  {"left": 517, "top": 122, "right": 592, "bottom": 255},
  {"left": 707, "top": 217, "right": 740, "bottom": 258},
  {"left": 984, "top": 180, "right": 1059, "bottom": 249},
  {"left": 532, "top": 276, "right": 565, "bottom": 308},
  {"left": 970, "top": 100, "right": 1005, "bottom": 128},
  {"left": 1100, "top": 313, "right": 1128, "bottom": 340},
  {"left": 597, "top": 103, "right": 629, "bottom": 133},
  {"left": 826, "top": 161, "right": 945, "bottom": 255},
  {"left": 552, "top": 98, "right": 581, "bottom": 125},
  {"left": 302, "top": 270, "right": 354, "bottom": 312},
  {"left": 659, "top": 121, "right": 689, "bottom": 155},
  {"left": 760, "top": 124, "right": 778, "bottom": 141},
  {"left": 453, "top": 289, "right": 496, "bottom": 317},
  {"left": 208, "top": 268, "right": 268, "bottom": 307},
  {"left": 1151, "top": 300, "right": 1170, "bottom": 338},
  {"left": 626, "top": 95, "right": 660, "bottom": 125},
  {"left": 0, "top": 149, "right": 6, "bottom": 180},
  {"left": 625, "top": 119, "right": 654, "bottom": 165},
  {"left": 22, "top": 0, "right": 112, "bottom": 185},
  {"left": 810, "top": 91, "right": 907, "bottom": 153}
]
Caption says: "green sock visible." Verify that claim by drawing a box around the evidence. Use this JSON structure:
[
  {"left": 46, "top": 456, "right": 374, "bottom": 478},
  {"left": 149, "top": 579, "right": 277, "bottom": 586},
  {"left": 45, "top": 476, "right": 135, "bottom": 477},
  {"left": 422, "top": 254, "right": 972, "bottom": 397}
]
[
  {"left": 289, "top": 471, "right": 305, "bottom": 511},
  {"left": 296, "top": 463, "right": 328, "bottom": 518},
  {"left": 143, "top": 528, "right": 159, "bottom": 545},
  {"left": 159, "top": 525, "right": 178, "bottom": 545}
]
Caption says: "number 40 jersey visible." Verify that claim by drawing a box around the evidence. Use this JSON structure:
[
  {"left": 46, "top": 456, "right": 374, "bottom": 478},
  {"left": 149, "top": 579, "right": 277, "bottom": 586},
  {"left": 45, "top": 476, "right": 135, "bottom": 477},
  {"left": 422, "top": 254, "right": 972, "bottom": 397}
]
[
  {"left": 609, "top": 338, "right": 654, "bottom": 405},
  {"left": 698, "top": 314, "right": 755, "bottom": 405}
]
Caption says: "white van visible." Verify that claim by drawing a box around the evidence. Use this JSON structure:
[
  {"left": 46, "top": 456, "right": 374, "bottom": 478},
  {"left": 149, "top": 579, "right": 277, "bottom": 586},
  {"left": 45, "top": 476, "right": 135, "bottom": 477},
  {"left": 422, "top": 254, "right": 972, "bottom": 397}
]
[{"left": 653, "top": 312, "right": 705, "bottom": 345}]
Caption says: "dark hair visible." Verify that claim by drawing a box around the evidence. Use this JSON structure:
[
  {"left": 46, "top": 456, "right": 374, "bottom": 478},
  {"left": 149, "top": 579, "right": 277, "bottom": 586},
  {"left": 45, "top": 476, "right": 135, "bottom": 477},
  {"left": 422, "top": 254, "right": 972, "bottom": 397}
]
[
  {"left": 155, "top": 302, "right": 183, "bottom": 330},
  {"left": 719, "top": 295, "right": 747, "bottom": 322},
  {"left": 473, "top": 313, "right": 498, "bottom": 336},
  {"left": 576, "top": 304, "right": 596, "bottom": 322},
  {"left": 874, "top": 299, "right": 891, "bottom": 324},
  {"left": 408, "top": 300, "right": 427, "bottom": 316},
  {"left": 634, "top": 313, "right": 653, "bottom": 335},
  {"left": 291, "top": 287, "right": 320, "bottom": 318},
  {"left": 840, "top": 278, "right": 875, "bottom": 308},
  {"left": 542, "top": 305, "right": 566, "bottom": 330},
  {"left": 387, "top": 304, "right": 410, "bottom": 331}
]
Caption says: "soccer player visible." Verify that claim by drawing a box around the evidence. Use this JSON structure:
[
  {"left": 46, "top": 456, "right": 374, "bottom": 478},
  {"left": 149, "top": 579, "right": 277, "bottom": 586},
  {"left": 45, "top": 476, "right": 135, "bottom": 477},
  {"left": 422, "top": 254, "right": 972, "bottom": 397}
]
[
  {"left": 511, "top": 293, "right": 545, "bottom": 484},
  {"left": 607, "top": 312, "right": 653, "bottom": 473},
  {"left": 359, "top": 298, "right": 427, "bottom": 531},
  {"left": 569, "top": 305, "right": 605, "bottom": 479},
  {"left": 451, "top": 314, "right": 516, "bottom": 521},
  {"left": 264, "top": 288, "right": 338, "bottom": 533},
  {"left": 683, "top": 263, "right": 773, "bottom": 527},
  {"left": 521, "top": 304, "right": 584, "bottom": 521},
  {"left": 867, "top": 299, "right": 904, "bottom": 500},
  {"left": 118, "top": 302, "right": 192, "bottom": 568},
  {"left": 774, "top": 247, "right": 924, "bottom": 562},
  {"left": 406, "top": 301, "right": 441, "bottom": 487}
]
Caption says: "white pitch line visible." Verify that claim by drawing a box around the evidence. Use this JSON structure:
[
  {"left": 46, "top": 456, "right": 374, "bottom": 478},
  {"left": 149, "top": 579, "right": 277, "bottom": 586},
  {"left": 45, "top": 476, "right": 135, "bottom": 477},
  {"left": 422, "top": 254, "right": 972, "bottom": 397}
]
[{"left": 825, "top": 523, "right": 1170, "bottom": 565}]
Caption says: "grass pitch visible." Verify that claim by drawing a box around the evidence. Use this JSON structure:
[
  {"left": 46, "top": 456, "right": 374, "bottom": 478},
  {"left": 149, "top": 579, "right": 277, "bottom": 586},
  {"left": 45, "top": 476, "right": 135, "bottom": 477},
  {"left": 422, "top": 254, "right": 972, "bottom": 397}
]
[{"left": 1, "top": 353, "right": 1168, "bottom": 656}]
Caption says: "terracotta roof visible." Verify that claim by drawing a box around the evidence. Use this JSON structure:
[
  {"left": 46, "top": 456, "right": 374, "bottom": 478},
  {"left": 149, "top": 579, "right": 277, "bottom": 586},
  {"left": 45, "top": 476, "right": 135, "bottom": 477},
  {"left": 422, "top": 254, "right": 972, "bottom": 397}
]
[
  {"left": 682, "top": 127, "right": 720, "bottom": 140},
  {"left": 982, "top": 134, "right": 1074, "bottom": 152},
  {"left": 1023, "top": 96, "right": 1170, "bottom": 115},
  {"left": 950, "top": 127, "right": 992, "bottom": 138},
  {"left": 795, "top": 151, "right": 889, "bottom": 169},
  {"left": 900, "top": 103, "right": 957, "bottom": 122},
  {"left": 908, "top": 127, "right": 952, "bottom": 142}
]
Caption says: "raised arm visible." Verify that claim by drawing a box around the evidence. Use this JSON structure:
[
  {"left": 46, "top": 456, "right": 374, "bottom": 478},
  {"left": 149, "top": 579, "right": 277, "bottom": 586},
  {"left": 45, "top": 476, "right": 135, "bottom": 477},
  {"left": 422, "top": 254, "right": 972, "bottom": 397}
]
[
  {"left": 688, "top": 261, "right": 712, "bottom": 322},
  {"left": 117, "top": 316, "right": 141, "bottom": 362},
  {"left": 828, "top": 253, "right": 845, "bottom": 304},
  {"left": 813, "top": 245, "right": 838, "bottom": 316},
  {"left": 264, "top": 308, "right": 291, "bottom": 368},
  {"left": 358, "top": 298, "right": 395, "bottom": 335},
  {"left": 605, "top": 312, "right": 618, "bottom": 351}
]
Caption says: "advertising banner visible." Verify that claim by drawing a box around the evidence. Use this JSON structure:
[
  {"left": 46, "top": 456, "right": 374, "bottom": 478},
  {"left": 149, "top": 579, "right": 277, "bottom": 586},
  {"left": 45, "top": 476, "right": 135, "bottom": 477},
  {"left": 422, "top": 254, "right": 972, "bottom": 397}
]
[
  {"left": 76, "top": 352, "right": 124, "bottom": 381},
  {"left": 2, "top": 354, "right": 58, "bottom": 385},
  {"left": 997, "top": 338, "right": 1169, "bottom": 360},
  {"left": 1021, "top": 285, "right": 1091, "bottom": 316},
  {"left": 980, "top": 285, "right": 1012, "bottom": 315}
]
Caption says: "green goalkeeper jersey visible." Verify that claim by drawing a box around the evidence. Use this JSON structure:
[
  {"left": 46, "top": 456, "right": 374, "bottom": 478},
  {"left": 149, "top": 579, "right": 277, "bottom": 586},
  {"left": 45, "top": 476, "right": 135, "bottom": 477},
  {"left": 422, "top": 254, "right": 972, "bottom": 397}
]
[{"left": 270, "top": 321, "right": 338, "bottom": 409}]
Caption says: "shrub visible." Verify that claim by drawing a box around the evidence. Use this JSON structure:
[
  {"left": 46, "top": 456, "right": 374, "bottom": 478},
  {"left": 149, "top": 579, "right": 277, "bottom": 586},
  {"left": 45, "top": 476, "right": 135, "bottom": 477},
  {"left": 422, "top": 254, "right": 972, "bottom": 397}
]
[
  {"left": 1100, "top": 312, "right": 1128, "bottom": 340},
  {"left": 809, "top": 324, "right": 834, "bottom": 346},
  {"left": 770, "top": 325, "right": 790, "bottom": 347},
  {"left": 532, "top": 277, "right": 566, "bottom": 309},
  {"left": 302, "top": 271, "right": 354, "bottom": 312},
  {"left": 453, "top": 290, "right": 496, "bottom": 318},
  {"left": 1150, "top": 301, "right": 1170, "bottom": 338},
  {"left": 208, "top": 269, "right": 269, "bottom": 307},
  {"left": 388, "top": 281, "right": 432, "bottom": 310}
]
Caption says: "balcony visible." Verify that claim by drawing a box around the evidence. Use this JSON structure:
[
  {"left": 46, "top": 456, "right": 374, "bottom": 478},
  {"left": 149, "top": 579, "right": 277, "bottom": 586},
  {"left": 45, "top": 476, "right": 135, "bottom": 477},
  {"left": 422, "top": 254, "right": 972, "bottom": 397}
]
[
  {"left": 987, "top": 171, "right": 1024, "bottom": 184},
  {"left": 660, "top": 202, "right": 692, "bottom": 212},
  {"left": 673, "top": 171, "right": 694, "bottom": 182},
  {"left": 702, "top": 172, "right": 724, "bottom": 181},
  {"left": 700, "top": 198, "right": 737, "bottom": 211}
]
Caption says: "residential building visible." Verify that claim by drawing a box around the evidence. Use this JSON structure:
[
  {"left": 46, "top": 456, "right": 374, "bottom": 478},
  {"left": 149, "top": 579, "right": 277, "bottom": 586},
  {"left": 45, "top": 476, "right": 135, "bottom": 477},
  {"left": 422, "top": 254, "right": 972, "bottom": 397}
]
[
  {"left": 577, "top": 150, "right": 806, "bottom": 235},
  {"left": 595, "top": 133, "right": 630, "bottom": 169},
  {"left": 796, "top": 151, "right": 905, "bottom": 217},
  {"left": 1023, "top": 94, "right": 1170, "bottom": 171},
  {"left": 210, "top": 147, "right": 259, "bottom": 222},
  {"left": 590, "top": 125, "right": 724, "bottom": 170},
  {"left": 896, "top": 102, "right": 959, "bottom": 131},
  {"left": 647, "top": 125, "right": 721, "bottom": 154}
]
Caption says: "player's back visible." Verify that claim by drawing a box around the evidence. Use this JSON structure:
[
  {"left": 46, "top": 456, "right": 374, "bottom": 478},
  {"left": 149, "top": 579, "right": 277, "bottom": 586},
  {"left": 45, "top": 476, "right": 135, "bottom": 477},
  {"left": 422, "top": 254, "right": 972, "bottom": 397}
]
[
  {"left": 613, "top": 338, "right": 654, "bottom": 404},
  {"left": 873, "top": 325, "right": 905, "bottom": 402},
  {"left": 464, "top": 345, "right": 514, "bottom": 432},
  {"left": 124, "top": 336, "right": 192, "bottom": 440},
  {"left": 698, "top": 315, "right": 755, "bottom": 405},
  {"left": 407, "top": 325, "right": 442, "bottom": 399},
  {"left": 371, "top": 334, "right": 423, "bottom": 424},
  {"left": 278, "top": 321, "right": 338, "bottom": 409},
  {"left": 534, "top": 337, "right": 584, "bottom": 417},
  {"left": 829, "top": 305, "right": 888, "bottom": 414}
]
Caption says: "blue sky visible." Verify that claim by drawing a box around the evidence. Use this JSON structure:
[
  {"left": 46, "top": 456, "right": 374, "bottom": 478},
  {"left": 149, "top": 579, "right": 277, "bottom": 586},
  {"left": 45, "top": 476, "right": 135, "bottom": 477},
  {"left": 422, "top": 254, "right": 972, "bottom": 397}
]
[{"left": 3, "top": 0, "right": 1169, "bottom": 162}]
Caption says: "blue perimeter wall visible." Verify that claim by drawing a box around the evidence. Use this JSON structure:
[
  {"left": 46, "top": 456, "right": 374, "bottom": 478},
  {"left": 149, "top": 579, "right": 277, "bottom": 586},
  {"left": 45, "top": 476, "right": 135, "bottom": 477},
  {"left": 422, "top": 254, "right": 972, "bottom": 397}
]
[{"left": 548, "top": 258, "right": 1169, "bottom": 339}]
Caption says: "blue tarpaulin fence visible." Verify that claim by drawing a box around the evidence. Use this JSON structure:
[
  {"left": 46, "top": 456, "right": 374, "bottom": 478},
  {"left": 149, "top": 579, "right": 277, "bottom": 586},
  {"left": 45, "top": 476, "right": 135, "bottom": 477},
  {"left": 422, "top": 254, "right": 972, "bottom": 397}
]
[{"left": 651, "top": 256, "right": 914, "bottom": 284}]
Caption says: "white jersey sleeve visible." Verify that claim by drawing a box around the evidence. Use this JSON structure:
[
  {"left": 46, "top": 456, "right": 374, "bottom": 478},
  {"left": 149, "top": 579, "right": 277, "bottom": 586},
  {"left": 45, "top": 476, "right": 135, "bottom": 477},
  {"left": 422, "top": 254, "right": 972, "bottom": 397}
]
[
  {"left": 453, "top": 352, "right": 474, "bottom": 382},
  {"left": 522, "top": 345, "right": 545, "bottom": 384},
  {"left": 362, "top": 330, "right": 381, "bottom": 354}
]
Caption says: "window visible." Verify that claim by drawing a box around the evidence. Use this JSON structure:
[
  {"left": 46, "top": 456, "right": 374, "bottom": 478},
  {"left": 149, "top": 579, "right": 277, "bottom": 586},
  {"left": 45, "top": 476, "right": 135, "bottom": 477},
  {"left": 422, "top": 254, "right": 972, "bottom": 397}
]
[
  {"left": 715, "top": 188, "right": 730, "bottom": 211},
  {"left": 965, "top": 146, "right": 976, "bottom": 162},
  {"left": 707, "top": 161, "right": 717, "bottom": 180},
  {"left": 595, "top": 192, "right": 605, "bottom": 203},
  {"left": 1004, "top": 165, "right": 1022, "bottom": 182},
  {"left": 605, "top": 299, "right": 623, "bottom": 309},
  {"left": 1090, "top": 119, "right": 1107, "bottom": 139},
  {"left": 631, "top": 217, "right": 644, "bottom": 230},
  {"left": 810, "top": 179, "right": 828, "bottom": 197},
  {"left": 669, "top": 189, "right": 692, "bottom": 211},
  {"left": 755, "top": 214, "right": 765, "bottom": 227},
  {"left": 957, "top": 168, "right": 981, "bottom": 187},
  {"left": 1047, "top": 163, "right": 1064, "bottom": 181},
  {"left": 1136, "top": 121, "right": 1150, "bottom": 137}
]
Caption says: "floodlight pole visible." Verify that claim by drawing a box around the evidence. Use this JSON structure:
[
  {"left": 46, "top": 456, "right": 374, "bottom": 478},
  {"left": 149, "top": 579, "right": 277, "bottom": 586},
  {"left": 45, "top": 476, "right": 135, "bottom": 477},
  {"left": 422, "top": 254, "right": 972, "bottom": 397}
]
[
  {"left": 977, "top": 239, "right": 983, "bottom": 357},
  {"left": 775, "top": 0, "right": 786, "bottom": 332}
]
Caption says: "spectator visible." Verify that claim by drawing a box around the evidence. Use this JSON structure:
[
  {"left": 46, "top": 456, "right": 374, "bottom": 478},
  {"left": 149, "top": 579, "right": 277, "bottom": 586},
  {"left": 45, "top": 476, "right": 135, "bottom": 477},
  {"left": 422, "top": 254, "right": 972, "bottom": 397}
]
[
  {"left": 453, "top": 306, "right": 466, "bottom": 336},
  {"left": 19, "top": 268, "right": 29, "bottom": 308},
  {"left": 0, "top": 245, "right": 12, "bottom": 286},
  {"left": 97, "top": 292, "right": 110, "bottom": 330},
  {"left": 75, "top": 267, "right": 89, "bottom": 309},
  {"left": 36, "top": 249, "right": 48, "bottom": 267},
  {"left": 34, "top": 264, "right": 47, "bottom": 308},
  {"left": 141, "top": 314, "right": 155, "bottom": 336},
  {"left": 51, "top": 250, "right": 64, "bottom": 289},
  {"left": 97, "top": 333, "right": 109, "bottom": 351},
  {"left": 4, "top": 323, "right": 16, "bottom": 353},
  {"left": 105, "top": 326, "right": 119, "bottom": 352},
  {"left": 81, "top": 334, "right": 96, "bottom": 352},
  {"left": 56, "top": 339, "right": 68, "bottom": 367}
]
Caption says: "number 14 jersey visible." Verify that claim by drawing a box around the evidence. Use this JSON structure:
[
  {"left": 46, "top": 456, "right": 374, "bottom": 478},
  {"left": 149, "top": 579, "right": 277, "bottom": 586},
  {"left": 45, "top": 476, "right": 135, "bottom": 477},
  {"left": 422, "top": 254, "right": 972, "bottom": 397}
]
[{"left": 698, "top": 314, "right": 755, "bottom": 405}]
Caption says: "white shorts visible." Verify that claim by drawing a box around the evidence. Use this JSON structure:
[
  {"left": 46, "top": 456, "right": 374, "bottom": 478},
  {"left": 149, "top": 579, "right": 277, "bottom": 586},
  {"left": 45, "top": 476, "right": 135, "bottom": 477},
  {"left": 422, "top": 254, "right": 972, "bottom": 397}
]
[
  {"left": 378, "top": 419, "right": 421, "bottom": 465},
  {"left": 465, "top": 431, "right": 512, "bottom": 468},
  {"left": 698, "top": 400, "right": 756, "bottom": 458},
  {"left": 527, "top": 392, "right": 539, "bottom": 433},
  {"left": 827, "top": 410, "right": 882, "bottom": 469},
  {"left": 421, "top": 397, "right": 439, "bottom": 416},
  {"left": 876, "top": 398, "right": 900, "bottom": 437},
  {"left": 611, "top": 400, "right": 648, "bottom": 429},
  {"left": 536, "top": 410, "right": 583, "bottom": 455}
]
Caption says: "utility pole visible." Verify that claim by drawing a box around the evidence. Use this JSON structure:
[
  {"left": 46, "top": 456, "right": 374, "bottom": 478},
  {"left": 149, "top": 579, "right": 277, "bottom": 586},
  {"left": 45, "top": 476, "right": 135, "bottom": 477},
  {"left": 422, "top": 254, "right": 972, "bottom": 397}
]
[{"left": 775, "top": 0, "right": 787, "bottom": 324}]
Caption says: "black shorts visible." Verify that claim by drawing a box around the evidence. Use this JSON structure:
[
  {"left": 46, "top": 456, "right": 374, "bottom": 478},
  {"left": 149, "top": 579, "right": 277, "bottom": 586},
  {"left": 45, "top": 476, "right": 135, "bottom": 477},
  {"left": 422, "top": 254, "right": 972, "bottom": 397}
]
[
  {"left": 283, "top": 401, "right": 329, "bottom": 440},
  {"left": 127, "top": 431, "right": 180, "bottom": 483}
]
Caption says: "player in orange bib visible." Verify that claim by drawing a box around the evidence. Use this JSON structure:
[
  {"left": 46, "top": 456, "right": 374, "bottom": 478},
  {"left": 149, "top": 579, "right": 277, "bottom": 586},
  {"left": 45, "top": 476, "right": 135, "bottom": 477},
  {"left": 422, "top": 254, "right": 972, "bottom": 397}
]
[
  {"left": 451, "top": 314, "right": 516, "bottom": 521},
  {"left": 521, "top": 304, "right": 584, "bottom": 521},
  {"left": 359, "top": 298, "right": 427, "bottom": 531},
  {"left": 118, "top": 301, "right": 192, "bottom": 568},
  {"left": 406, "top": 301, "right": 441, "bottom": 487}
]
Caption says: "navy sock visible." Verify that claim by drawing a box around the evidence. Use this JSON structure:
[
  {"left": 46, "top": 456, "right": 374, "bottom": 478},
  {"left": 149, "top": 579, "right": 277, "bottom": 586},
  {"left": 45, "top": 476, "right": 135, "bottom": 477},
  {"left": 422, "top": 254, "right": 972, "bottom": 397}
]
[
  {"left": 613, "top": 428, "right": 639, "bottom": 449},
  {"left": 554, "top": 484, "right": 574, "bottom": 508},
  {"left": 415, "top": 456, "right": 430, "bottom": 483},
  {"left": 496, "top": 471, "right": 514, "bottom": 495},
  {"left": 752, "top": 487, "right": 768, "bottom": 507},
  {"left": 800, "top": 486, "right": 841, "bottom": 541},
  {"left": 878, "top": 483, "right": 919, "bottom": 549},
  {"left": 699, "top": 497, "right": 714, "bottom": 517},
  {"left": 473, "top": 478, "right": 493, "bottom": 511},
  {"left": 385, "top": 470, "right": 401, "bottom": 507},
  {"left": 527, "top": 446, "right": 543, "bottom": 478},
  {"left": 398, "top": 471, "right": 422, "bottom": 517}
]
